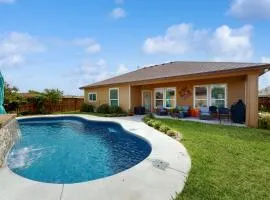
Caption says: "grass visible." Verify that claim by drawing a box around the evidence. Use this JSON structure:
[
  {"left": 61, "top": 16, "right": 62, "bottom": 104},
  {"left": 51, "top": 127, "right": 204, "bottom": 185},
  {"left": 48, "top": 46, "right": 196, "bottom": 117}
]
[{"left": 151, "top": 118, "right": 270, "bottom": 200}]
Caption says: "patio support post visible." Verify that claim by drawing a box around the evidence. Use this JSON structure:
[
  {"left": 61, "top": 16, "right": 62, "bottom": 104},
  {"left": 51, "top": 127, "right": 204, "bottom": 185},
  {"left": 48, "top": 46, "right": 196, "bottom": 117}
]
[{"left": 245, "top": 73, "right": 259, "bottom": 128}]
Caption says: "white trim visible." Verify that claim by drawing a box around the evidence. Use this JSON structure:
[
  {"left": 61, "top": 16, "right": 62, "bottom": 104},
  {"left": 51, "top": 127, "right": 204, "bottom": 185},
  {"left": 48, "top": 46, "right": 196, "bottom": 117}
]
[
  {"left": 88, "top": 92, "right": 97, "bottom": 102},
  {"left": 165, "top": 87, "right": 177, "bottom": 109},
  {"left": 154, "top": 88, "right": 165, "bottom": 108},
  {"left": 209, "top": 84, "right": 227, "bottom": 108},
  {"left": 109, "top": 88, "right": 119, "bottom": 106},
  {"left": 154, "top": 87, "right": 176, "bottom": 108},
  {"left": 193, "top": 84, "right": 228, "bottom": 108},
  {"left": 141, "top": 90, "right": 152, "bottom": 112},
  {"left": 193, "top": 85, "right": 208, "bottom": 108}
]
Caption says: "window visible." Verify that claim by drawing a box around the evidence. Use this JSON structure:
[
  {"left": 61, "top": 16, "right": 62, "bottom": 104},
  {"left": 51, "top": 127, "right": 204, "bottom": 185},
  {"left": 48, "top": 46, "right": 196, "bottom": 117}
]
[
  {"left": 109, "top": 88, "right": 119, "bottom": 106},
  {"left": 165, "top": 88, "right": 176, "bottom": 108},
  {"left": 210, "top": 85, "right": 226, "bottom": 108},
  {"left": 88, "top": 92, "right": 97, "bottom": 102},
  {"left": 194, "top": 86, "right": 208, "bottom": 107},
  {"left": 154, "top": 87, "right": 176, "bottom": 108},
  {"left": 193, "top": 84, "right": 227, "bottom": 108},
  {"left": 155, "top": 88, "right": 164, "bottom": 108}
]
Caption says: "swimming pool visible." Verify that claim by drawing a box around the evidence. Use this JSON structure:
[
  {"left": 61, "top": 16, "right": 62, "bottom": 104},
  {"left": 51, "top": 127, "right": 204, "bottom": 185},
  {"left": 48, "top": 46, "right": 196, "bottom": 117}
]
[{"left": 7, "top": 116, "right": 151, "bottom": 184}]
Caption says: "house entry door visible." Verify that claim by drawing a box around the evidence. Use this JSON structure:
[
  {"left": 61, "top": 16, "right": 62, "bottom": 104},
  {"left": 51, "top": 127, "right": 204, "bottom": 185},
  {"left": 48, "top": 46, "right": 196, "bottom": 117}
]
[{"left": 142, "top": 90, "right": 152, "bottom": 113}]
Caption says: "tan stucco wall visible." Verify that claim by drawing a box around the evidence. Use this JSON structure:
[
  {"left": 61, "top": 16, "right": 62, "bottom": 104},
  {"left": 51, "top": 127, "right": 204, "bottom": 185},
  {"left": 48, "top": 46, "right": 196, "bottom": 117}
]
[
  {"left": 84, "top": 84, "right": 130, "bottom": 111},
  {"left": 84, "top": 76, "right": 246, "bottom": 112},
  {"left": 140, "top": 76, "right": 246, "bottom": 110},
  {"left": 131, "top": 86, "right": 142, "bottom": 109},
  {"left": 82, "top": 72, "right": 260, "bottom": 127}
]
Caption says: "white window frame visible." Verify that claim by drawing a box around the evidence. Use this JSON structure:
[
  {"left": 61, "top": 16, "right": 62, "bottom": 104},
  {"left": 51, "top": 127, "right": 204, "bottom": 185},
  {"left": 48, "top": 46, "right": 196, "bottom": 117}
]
[
  {"left": 154, "top": 88, "right": 164, "bottom": 108},
  {"left": 193, "top": 84, "right": 228, "bottom": 108},
  {"left": 194, "top": 85, "right": 209, "bottom": 108},
  {"left": 210, "top": 84, "right": 227, "bottom": 108},
  {"left": 109, "top": 88, "right": 119, "bottom": 106},
  {"left": 154, "top": 87, "right": 177, "bottom": 108},
  {"left": 165, "top": 87, "right": 177, "bottom": 108},
  {"left": 88, "top": 92, "right": 97, "bottom": 102}
]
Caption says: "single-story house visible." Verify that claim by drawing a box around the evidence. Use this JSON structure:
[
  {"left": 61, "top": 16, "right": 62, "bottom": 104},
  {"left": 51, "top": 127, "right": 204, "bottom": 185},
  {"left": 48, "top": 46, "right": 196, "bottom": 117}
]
[{"left": 80, "top": 61, "right": 270, "bottom": 128}]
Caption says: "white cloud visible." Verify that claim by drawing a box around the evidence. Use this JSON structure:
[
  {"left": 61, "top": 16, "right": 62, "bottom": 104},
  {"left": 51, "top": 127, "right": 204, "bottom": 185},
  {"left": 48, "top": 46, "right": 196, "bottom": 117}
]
[
  {"left": 259, "top": 56, "right": 270, "bottom": 88},
  {"left": 73, "top": 60, "right": 129, "bottom": 86},
  {"left": 115, "top": 0, "right": 124, "bottom": 4},
  {"left": 0, "top": 32, "right": 45, "bottom": 68},
  {"left": 72, "top": 38, "right": 101, "bottom": 54},
  {"left": 110, "top": 8, "right": 126, "bottom": 19},
  {"left": 261, "top": 56, "right": 270, "bottom": 63},
  {"left": 143, "top": 23, "right": 208, "bottom": 54},
  {"left": 116, "top": 64, "right": 129, "bottom": 75},
  {"left": 209, "top": 25, "right": 253, "bottom": 61},
  {"left": 228, "top": 0, "right": 270, "bottom": 20},
  {"left": 143, "top": 23, "right": 253, "bottom": 61},
  {"left": 0, "top": 0, "right": 15, "bottom": 4},
  {"left": 260, "top": 72, "right": 270, "bottom": 88}
]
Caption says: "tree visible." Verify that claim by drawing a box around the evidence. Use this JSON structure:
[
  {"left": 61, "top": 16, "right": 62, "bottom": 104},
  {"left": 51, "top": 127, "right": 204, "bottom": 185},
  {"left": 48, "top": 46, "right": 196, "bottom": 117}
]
[
  {"left": 27, "top": 89, "right": 63, "bottom": 114},
  {"left": 4, "top": 82, "right": 26, "bottom": 113},
  {"left": 44, "top": 89, "right": 63, "bottom": 113},
  {"left": 27, "top": 90, "right": 46, "bottom": 114}
]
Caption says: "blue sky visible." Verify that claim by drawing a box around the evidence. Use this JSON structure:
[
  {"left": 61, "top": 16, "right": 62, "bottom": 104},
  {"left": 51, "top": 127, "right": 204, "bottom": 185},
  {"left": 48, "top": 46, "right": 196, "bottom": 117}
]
[{"left": 0, "top": 0, "right": 270, "bottom": 95}]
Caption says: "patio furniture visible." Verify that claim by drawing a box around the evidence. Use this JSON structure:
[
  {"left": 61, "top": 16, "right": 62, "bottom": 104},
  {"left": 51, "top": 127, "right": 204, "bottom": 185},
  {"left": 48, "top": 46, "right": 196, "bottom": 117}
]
[
  {"left": 209, "top": 106, "right": 218, "bottom": 118},
  {"left": 218, "top": 107, "right": 230, "bottom": 123},
  {"left": 199, "top": 107, "right": 212, "bottom": 120},
  {"left": 231, "top": 100, "right": 246, "bottom": 124},
  {"left": 182, "top": 106, "right": 191, "bottom": 117},
  {"left": 155, "top": 106, "right": 168, "bottom": 116},
  {"left": 191, "top": 108, "right": 200, "bottom": 117},
  {"left": 134, "top": 106, "right": 145, "bottom": 115},
  {"left": 172, "top": 106, "right": 185, "bottom": 118}
]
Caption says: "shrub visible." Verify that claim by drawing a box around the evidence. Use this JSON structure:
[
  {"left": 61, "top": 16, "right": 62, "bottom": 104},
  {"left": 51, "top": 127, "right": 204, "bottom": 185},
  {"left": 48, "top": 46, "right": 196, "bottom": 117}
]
[
  {"left": 148, "top": 113, "right": 154, "bottom": 119},
  {"left": 143, "top": 116, "right": 151, "bottom": 123},
  {"left": 153, "top": 121, "right": 161, "bottom": 129},
  {"left": 167, "top": 130, "right": 178, "bottom": 137},
  {"left": 159, "top": 125, "right": 170, "bottom": 133},
  {"left": 258, "top": 113, "right": 270, "bottom": 130},
  {"left": 80, "top": 103, "right": 95, "bottom": 112},
  {"left": 147, "top": 119, "right": 155, "bottom": 127},
  {"left": 109, "top": 106, "right": 123, "bottom": 114},
  {"left": 97, "top": 104, "right": 110, "bottom": 114},
  {"left": 117, "top": 113, "right": 127, "bottom": 117}
]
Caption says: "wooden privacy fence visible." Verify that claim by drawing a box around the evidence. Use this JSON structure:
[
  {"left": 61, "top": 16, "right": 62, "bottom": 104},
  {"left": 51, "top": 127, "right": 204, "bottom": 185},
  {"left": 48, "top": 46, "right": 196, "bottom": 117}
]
[
  {"left": 259, "top": 97, "right": 270, "bottom": 111},
  {"left": 19, "top": 97, "right": 84, "bottom": 113}
]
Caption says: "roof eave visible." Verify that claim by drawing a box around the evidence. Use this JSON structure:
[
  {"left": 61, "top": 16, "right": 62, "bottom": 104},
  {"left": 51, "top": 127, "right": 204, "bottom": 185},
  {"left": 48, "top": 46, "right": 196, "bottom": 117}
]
[{"left": 79, "top": 63, "right": 270, "bottom": 89}]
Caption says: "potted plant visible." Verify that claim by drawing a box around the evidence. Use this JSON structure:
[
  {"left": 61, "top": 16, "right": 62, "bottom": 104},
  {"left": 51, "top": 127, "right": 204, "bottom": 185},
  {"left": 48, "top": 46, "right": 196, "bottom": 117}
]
[{"left": 127, "top": 109, "right": 134, "bottom": 116}]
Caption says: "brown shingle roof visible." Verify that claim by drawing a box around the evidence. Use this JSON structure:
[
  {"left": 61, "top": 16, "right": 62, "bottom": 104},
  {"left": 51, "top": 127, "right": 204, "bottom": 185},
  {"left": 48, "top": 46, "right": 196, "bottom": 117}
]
[{"left": 80, "top": 61, "right": 270, "bottom": 89}]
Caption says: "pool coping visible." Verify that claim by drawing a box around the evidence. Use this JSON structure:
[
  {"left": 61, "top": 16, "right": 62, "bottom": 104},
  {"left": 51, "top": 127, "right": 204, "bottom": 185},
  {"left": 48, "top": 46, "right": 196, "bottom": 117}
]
[{"left": 0, "top": 114, "right": 191, "bottom": 200}]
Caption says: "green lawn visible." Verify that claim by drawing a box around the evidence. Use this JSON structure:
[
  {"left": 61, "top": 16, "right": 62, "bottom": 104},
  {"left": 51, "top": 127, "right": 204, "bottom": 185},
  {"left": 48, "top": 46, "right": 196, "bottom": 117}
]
[{"left": 154, "top": 119, "right": 270, "bottom": 200}]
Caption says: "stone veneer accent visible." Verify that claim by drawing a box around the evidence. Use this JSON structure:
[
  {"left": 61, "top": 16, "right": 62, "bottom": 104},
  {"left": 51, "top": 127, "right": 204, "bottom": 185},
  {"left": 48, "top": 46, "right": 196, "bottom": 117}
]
[{"left": 0, "top": 115, "right": 20, "bottom": 168}]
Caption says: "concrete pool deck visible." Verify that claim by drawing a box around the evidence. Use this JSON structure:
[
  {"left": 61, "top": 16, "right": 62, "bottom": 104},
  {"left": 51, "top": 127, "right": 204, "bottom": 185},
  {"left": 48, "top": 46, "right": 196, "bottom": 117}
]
[{"left": 0, "top": 114, "right": 191, "bottom": 200}]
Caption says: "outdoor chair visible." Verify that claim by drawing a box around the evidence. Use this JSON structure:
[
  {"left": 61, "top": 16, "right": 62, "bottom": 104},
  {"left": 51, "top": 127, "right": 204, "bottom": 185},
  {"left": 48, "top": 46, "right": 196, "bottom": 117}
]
[
  {"left": 199, "top": 107, "right": 212, "bottom": 120},
  {"left": 155, "top": 106, "right": 168, "bottom": 116},
  {"left": 174, "top": 106, "right": 184, "bottom": 118},
  {"left": 209, "top": 106, "right": 218, "bottom": 118},
  {"left": 218, "top": 107, "right": 230, "bottom": 123},
  {"left": 182, "top": 106, "right": 191, "bottom": 117}
]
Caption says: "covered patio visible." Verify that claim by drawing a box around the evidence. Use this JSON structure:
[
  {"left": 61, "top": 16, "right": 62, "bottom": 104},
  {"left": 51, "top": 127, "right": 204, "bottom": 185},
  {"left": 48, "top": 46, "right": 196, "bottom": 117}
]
[
  {"left": 153, "top": 114, "right": 246, "bottom": 127},
  {"left": 130, "top": 71, "right": 259, "bottom": 127}
]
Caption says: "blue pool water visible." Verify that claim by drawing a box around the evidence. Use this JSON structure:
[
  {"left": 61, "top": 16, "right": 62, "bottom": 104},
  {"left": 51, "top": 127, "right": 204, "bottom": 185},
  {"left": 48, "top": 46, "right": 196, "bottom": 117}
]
[{"left": 7, "top": 117, "right": 151, "bottom": 184}]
